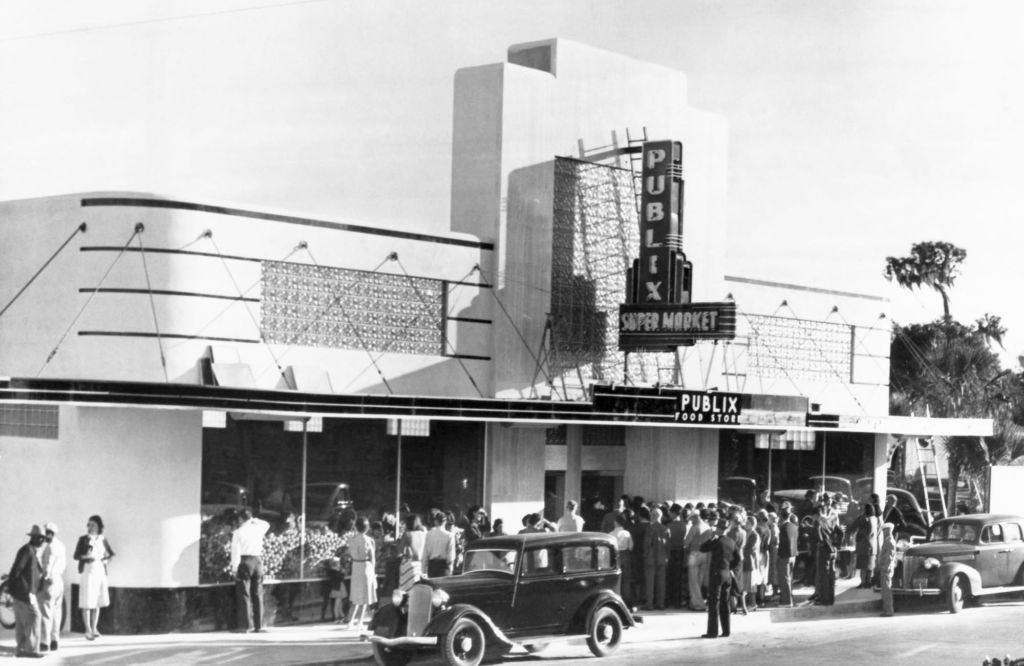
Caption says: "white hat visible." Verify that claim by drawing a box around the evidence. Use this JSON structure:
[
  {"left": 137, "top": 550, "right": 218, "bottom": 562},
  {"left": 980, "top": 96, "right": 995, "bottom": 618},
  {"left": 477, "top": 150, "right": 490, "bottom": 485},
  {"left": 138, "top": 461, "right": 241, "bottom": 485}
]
[{"left": 44, "top": 522, "right": 58, "bottom": 534}]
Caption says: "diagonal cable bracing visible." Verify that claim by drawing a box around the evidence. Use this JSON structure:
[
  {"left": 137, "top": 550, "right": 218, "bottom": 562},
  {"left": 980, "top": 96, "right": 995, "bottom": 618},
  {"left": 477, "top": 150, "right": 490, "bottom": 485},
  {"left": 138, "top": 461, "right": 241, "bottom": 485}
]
[
  {"left": 475, "top": 264, "right": 562, "bottom": 398},
  {"left": 781, "top": 302, "right": 867, "bottom": 413},
  {"left": 135, "top": 224, "right": 169, "bottom": 382},
  {"left": 1, "top": 222, "right": 87, "bottom": 320},
  {"left": 394, "top": 257, "right": 485, "bottom": 398},
  {"left": 737, "top": 309, "right": 806, "bottom": 398},
  {"left": 164, "top": 236, "right": 302, "bottom": 351},
  {"left": 37, "top": 225, "right": 140, "bottom": 376},
  {"left": 259, "top": 246, "right": 397, "bottom": 394},
  {"left": 342, "top": 265, "right": 481, "bottom": 394},
  {"left": 208, "top": 236, "right": 290, "bottom": 386}
]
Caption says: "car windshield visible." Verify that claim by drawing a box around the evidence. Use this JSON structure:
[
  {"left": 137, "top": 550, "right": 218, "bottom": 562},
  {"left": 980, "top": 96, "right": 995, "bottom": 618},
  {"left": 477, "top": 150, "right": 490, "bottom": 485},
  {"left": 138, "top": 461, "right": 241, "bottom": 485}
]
[
  {"left": 810, "top": 477, "right": 850, "bottom": 496},
  {"left": 463, "top": 548, "right": 517, "bottom": 574},
  {"left": 930, "top": 521, "right": 978, "bottom": 544}
]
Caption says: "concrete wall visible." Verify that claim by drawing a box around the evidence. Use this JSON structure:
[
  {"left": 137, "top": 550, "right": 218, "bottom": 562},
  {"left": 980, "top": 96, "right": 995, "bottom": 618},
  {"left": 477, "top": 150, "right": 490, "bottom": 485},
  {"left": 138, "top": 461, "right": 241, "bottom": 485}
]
[
  {"left": 0, "top": 193, "right": 494, "bottom": 397},
  {"left": 451, "top": 39, "right": 730, "bottom": 398},
  {"left": 0, "top": 405, "right": 202, "bottom": 588},
  {"left": 624, "top": 425, "right": 719, "bottom": 504},
  {"left": 484, "top": 422, "right": 547, "bottom": 531}
]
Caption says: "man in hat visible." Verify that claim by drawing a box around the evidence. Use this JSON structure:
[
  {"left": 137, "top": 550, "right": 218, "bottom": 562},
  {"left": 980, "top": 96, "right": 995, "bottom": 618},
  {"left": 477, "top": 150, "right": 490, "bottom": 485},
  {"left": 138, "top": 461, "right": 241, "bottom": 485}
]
[
  {"left": 699, "top": 517, "right": 740, "bottom": 639},
  {"left": 7, "top": 524, "right": 46, "bottom": 658},
  {"left": 878, "top": 522, "right": 898, "bottom": 616},
  {"left": 39, "top": 522, "right": 67, "bottom": 653}
]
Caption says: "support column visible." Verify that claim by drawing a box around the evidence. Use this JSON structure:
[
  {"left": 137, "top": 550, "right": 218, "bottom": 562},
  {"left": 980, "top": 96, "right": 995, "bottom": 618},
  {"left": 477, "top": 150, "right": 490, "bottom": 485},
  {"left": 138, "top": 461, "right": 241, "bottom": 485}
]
[
  {"left": 564, "top": 424, "right": 583, "bottom": 508},
  {"left": 873, "top": 433, "right": 890, "bottom": 498}
]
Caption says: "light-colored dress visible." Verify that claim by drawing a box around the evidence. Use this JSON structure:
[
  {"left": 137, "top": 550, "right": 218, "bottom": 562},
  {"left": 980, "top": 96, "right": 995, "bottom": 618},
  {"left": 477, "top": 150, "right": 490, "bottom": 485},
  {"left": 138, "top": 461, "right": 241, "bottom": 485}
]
[
  {"left": 348, "top": 533, "right": 377, "bottom": 605},
  {"left": 80, "top": 535, "right": 111, "bottom": 610}
]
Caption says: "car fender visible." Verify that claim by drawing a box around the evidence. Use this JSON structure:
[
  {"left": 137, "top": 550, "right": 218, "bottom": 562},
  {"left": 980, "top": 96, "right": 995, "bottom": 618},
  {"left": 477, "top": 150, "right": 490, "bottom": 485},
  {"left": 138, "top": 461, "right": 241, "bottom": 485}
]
[
  {"left": 937, "top": 562, "right": 982, "bottom": 594},
  {"left": 571, "top": 589, "right": 636, "bottom": 634},
  {"left": 423, "top": 604, "right": 514, "bottom": 648},
  {"left": 368, "top": 602, "right": 407, "bottom": 636}
]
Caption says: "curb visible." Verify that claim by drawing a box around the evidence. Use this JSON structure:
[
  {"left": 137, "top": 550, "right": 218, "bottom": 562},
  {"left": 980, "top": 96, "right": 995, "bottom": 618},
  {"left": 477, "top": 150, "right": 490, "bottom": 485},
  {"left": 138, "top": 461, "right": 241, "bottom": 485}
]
[{"left": 770, "top": 597, "right": 881, "bottom": 622}]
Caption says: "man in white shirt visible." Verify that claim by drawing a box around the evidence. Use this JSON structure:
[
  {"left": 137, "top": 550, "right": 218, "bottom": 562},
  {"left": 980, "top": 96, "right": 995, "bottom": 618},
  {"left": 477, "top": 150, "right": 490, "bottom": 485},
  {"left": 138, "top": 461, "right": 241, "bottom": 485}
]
[
  {"left": 557, "top": 500, "right": 585, "bottom": 532},
  {"left": 423, "top": 512, "right": 456, "bottom": 578},
  {"left": 38, "top": 523, "right": 66, "bottom": 653},
  {"left": 230, "top": 509, "right": 270, "bottom": 633}
]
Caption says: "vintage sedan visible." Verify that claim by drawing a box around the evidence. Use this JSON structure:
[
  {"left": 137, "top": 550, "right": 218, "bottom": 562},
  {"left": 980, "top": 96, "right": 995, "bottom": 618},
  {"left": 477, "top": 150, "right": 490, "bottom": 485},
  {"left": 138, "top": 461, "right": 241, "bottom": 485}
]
[
  {"left": 894, "top": 513, "right": 1024, "bottom": 613},
  {"left": 365, "top": 531, "right": 637, "bottom": 666}
]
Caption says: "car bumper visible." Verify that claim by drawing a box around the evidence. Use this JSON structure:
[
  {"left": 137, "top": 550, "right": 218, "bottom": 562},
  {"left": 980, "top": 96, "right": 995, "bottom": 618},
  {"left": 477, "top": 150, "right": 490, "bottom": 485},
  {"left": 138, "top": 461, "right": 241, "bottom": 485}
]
[
  {"left": 892, "top": 587, "right": 941, "bottom": 597},
  {"left": 363, "top": 634, "right": 439, "bottom": 648}
]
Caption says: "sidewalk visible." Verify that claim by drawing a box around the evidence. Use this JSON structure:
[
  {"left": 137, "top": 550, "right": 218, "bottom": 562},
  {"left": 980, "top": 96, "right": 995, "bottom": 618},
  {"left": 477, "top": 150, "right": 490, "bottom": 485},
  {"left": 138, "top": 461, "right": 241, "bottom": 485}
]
[{"left": 0, "top": 577, "right": 880, "bottom": 664}]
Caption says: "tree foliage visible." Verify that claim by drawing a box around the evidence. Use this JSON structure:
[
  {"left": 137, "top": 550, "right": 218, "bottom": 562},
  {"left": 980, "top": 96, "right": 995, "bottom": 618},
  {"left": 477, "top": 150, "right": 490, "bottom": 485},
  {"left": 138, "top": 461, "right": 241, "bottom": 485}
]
[
  {"left": 886, "top": 241, "right": 1024, "bottom": 513},
  {"left": 884, "top": 241, "right": 966, "bottom": 320}
]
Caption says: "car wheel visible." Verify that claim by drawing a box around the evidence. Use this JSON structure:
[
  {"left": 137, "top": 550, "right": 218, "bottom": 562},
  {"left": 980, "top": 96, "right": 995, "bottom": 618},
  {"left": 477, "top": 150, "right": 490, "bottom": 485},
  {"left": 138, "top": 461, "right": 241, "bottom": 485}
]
[
  {"left": 0, "top": 580, "right": 15, "bottom": 630},
  {"left": 442, "top": 617, "right": 486, "bottom": 666},
  {"left": 946, "top": 575, "right": 967, "bottom": 614},
  {"left": 586, "top": 606, "right": 623, "bottom": 658},
  {"left": 371, "top": 617, "right": 412, "bottom": 666}
]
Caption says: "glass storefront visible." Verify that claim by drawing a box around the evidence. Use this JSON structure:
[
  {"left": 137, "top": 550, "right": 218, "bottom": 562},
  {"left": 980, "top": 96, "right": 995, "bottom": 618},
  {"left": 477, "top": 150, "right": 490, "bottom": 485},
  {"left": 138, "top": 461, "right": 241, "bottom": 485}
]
[{"left": 198, "top": 416, "right": 483, "bottom": 583}]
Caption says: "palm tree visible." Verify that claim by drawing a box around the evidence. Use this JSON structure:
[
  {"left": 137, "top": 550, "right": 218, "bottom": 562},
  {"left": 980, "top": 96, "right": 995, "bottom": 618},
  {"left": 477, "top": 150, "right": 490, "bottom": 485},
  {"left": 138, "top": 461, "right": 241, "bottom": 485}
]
[{"left": 884, "top": 241, "right": 966, "bottom": 320}]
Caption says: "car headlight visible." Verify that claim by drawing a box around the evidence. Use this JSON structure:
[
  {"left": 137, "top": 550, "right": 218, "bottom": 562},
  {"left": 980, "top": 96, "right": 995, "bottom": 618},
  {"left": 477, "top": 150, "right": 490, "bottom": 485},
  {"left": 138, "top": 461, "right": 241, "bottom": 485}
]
[
  {"left": 430, "top": 589, "right": 450, "bottom": 608},
  {"left": 392, "top": 589, "right": 407, "bottom": 606},
  {"left": 922, "top": 557, "right": 941, "bottom": 570}
]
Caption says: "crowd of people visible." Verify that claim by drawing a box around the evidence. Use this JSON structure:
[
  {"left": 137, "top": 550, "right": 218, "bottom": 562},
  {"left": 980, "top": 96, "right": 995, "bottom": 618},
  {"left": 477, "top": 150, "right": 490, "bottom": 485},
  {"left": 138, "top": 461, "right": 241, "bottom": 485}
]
[{"left": 6, "top": 515, "right": 114, "bottom": 659}]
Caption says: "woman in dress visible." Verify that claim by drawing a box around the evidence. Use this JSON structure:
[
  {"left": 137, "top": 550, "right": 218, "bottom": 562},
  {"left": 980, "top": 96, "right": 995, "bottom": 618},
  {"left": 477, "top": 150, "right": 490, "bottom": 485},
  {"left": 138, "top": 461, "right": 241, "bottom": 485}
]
[
  {"left": 739, "top": 515, "right": 761, "bottom": 614},
  {"left": 73, "top": 514, "right": 115, "bottom": 640},
  {"left": 345, "top": 517, "right": 377, "bottom": 629},
  {"left": 398, "top": 514, "right": 425, "bottom": 591},
  {"left": 854, "top": 503, "right": 879, "bottom": 588}
]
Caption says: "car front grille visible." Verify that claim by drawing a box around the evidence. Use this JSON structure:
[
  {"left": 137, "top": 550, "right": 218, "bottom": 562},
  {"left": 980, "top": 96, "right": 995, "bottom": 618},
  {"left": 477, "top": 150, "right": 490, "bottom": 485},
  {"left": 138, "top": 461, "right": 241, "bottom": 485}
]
[{"left": 407, "top": 584, "right": 433, "bottom": 637}]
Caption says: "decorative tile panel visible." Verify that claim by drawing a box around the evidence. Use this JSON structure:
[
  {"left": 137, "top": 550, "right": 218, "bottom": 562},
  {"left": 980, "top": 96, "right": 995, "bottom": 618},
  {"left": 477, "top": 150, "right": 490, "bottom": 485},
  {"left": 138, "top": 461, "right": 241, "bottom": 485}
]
[
  {"left": 260, "top": 261, "right": 443, "bottom": 355},
  {"left": 744, "top": 314, "right": 852, "bottom": 382}
]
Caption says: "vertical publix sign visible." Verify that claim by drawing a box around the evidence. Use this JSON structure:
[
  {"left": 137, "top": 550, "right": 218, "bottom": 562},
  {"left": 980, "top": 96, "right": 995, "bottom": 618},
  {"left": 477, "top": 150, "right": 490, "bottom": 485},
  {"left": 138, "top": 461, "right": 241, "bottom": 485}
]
[{"left": 619, "top": 140, "right": 736, "bottom": 351}]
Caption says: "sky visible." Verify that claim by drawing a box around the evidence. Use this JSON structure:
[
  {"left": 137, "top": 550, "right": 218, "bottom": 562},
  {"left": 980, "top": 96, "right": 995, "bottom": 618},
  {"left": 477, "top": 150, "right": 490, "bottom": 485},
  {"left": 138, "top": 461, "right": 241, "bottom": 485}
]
[{"left": 2, "top": 0, "right": 1022, "bottom": 365}]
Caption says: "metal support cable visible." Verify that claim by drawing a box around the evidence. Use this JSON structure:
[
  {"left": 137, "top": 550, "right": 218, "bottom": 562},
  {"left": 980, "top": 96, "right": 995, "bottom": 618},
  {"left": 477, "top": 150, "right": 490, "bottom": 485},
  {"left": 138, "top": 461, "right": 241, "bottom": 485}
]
[
  {"left": 37, "top": 225, "right": 139, "bottom": 376},
  {"left": 164, "top": 236, "right": 301, "bottom": 350},
  {"left": 136, "top": 224, "right": 169, "bottom": 381},
  {"left": 0, "top": 222, "right": 87, "bottom": 320},
  {"left": 737, "top": 309, "right": 806, "bottom": 397},
  {"left": 262, "top": 248, "right": 397, "bottom": 394},
  {"left": 209, "top": 236, "right": 289, "bottom": 386},
  {"left": 780, "top": 302, "right": 867, "bottom": 413},
  {"left": 475, "top": 264, "right": 559, "bottom": 393},
  {"left": 395, "top": 257, "right": 485, "bottom": 398}
]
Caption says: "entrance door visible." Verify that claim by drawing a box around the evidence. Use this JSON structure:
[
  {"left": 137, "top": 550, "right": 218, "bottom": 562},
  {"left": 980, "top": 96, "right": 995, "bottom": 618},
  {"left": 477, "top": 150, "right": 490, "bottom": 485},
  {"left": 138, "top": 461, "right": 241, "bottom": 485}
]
[
  {"left": 581, "top": 472, "right": 623, "bottom": 531},
  {"left": 544, "top": 472, "right": 565, "bottom": 523}
]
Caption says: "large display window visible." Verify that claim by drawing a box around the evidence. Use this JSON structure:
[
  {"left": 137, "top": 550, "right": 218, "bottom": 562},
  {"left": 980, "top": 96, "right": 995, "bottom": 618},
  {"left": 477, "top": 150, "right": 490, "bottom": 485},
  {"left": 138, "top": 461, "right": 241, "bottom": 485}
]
[{"left": 198, "top": 416, "right": 483, "bottom": 583}]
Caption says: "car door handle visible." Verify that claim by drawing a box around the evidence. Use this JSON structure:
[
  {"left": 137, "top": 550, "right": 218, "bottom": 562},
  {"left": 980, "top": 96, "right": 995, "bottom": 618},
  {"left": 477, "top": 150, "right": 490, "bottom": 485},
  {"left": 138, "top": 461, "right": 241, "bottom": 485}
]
[{"left": 998, "top": 549, "right": 1012, "bottom": 553}]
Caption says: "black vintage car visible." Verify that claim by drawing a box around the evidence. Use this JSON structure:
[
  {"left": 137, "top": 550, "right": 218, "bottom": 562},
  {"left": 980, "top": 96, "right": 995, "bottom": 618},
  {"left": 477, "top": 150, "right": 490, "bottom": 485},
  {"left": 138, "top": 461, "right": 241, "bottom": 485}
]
[
  {"left": 895, "top": 513, "right": 1024, "bottom": 613},
  {"left": 365, "top": 531, "right": 637, "bottom": 666}
]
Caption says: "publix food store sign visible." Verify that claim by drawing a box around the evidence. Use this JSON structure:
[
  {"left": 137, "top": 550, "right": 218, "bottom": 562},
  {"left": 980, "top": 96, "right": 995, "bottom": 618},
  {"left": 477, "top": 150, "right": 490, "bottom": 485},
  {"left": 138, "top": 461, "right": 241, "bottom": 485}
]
[
  {"left": 618, "top": 139, "right": 736, "bottom": 352},
  {"left": 678, "top": 390, "right": 741, "bottom": 424}
]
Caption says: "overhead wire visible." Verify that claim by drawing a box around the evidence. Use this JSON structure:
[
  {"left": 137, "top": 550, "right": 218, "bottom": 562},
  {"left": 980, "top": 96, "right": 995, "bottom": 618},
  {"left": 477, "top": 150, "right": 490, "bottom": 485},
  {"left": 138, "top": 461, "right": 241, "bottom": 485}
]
[
  {"left": 37, "top": 224, "right": 141, "bottom": 376},
  {"left": 259, "top": 246, "right": 397, "bottom": 394},
  {"left": 0, "top": 222, "right": 87, "bottom": 321},
  {"left": 208, "top": 236, "right": 289, "bottom": 386},
  {"left": 475, "top": 264, "right": 561, "bottom": 398},
  {"left": 394, "top": 257, "right": 485, "bottom": 398},
  {"left": 135, "top": 224, "right": 169, "bottom": 382}
]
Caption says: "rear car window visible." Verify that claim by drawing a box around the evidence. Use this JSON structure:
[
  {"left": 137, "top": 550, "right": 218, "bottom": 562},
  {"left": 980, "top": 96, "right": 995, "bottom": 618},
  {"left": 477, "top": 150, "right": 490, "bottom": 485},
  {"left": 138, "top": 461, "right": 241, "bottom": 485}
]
[{"left": 561, "top": 546, "right": 592, "bottom": 573}]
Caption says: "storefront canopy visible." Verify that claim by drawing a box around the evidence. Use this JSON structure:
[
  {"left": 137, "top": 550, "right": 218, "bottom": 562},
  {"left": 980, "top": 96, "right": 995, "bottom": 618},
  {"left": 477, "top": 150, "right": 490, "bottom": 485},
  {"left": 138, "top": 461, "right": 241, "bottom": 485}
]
[{"left": 0, "top": 376, "right": 992, "bottom": 437}]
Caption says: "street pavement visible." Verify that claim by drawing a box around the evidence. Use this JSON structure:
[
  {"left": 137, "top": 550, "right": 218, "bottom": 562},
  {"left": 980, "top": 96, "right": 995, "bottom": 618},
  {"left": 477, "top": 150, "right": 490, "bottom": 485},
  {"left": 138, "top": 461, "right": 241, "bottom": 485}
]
[{"left": 0, "top": 577, "right": 887, "bottom": 665}]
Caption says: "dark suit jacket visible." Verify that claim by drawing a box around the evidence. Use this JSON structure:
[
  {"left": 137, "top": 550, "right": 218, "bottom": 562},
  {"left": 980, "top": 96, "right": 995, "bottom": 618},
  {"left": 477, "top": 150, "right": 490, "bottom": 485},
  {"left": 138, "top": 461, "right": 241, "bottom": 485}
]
[
  {"left": 778, "top": 521, "right": 799, "bottom": 559},
  {"left": 7, "top": 543, "right": 42, "bottom": 602},
  {"left": 700, "top": 533, "right": 740, "bottom": 586}
]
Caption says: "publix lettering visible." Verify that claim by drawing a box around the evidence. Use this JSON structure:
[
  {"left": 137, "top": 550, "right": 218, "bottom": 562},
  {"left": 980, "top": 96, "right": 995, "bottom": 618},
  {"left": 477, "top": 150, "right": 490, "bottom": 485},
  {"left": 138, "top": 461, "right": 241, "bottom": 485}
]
[{"left": 676, "top": 392, "right": 741, "bottom": 424}]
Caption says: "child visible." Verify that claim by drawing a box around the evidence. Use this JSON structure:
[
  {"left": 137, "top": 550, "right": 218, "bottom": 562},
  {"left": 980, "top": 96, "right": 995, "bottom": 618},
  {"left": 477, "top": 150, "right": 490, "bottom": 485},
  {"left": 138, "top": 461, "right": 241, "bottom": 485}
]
[{"left": 325, "top": 557, "right": 347, "bottom": 623}]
